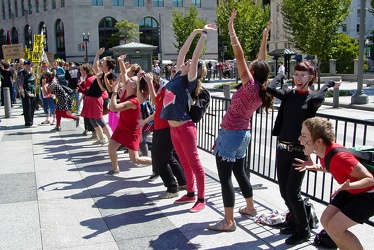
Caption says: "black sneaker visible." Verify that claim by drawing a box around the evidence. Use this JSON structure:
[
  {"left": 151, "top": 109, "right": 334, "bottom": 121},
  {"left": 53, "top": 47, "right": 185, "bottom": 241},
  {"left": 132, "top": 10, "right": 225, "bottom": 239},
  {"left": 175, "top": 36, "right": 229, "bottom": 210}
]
[
  {"left": 285, "top": 232, "right": 310, "bottom": 245},
  {"left": 280, "top": 226, "right": 297, "bottom": 235},
  {"left": 148, "top": 172, "right": 159, "bottom": 182},
  {"left": 105, "top": 170, "right": 119, "bottom": 176}
]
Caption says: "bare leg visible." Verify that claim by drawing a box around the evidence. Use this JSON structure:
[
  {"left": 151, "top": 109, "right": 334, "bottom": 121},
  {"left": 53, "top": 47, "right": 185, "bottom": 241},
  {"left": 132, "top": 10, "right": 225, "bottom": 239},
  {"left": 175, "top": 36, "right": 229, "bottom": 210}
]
[
  {"left": 102, "top": 125, "right": 113, "bottom": 140},
  {"left": 94, "top": 126, "right": 104, "bottom": 140},
  {"left": 108, "top": 139, "right": 121, "bottom": 172},
  {"left": 224, "top": 207, "right": 235, "bottom": 226},
  {"left": 128, "top": 149, "right": 152, "bottom": 165}
]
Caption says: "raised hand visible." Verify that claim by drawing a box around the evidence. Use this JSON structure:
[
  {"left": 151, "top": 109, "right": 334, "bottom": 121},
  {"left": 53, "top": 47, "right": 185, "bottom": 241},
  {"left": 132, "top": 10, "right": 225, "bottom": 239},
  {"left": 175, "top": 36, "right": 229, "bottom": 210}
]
[
  {"left": 228, "top": 10, "right": 237, "bottom": 31},
  {"left": 203, "top": 23, "right": 217, "bottom": 32}
]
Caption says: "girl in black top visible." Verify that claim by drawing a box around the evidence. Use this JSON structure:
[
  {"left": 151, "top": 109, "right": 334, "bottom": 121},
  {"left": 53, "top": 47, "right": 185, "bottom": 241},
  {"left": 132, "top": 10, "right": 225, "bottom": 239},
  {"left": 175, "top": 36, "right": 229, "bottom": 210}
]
[{"left": 266, "top": 61, "right": 341, "bottom": 245}]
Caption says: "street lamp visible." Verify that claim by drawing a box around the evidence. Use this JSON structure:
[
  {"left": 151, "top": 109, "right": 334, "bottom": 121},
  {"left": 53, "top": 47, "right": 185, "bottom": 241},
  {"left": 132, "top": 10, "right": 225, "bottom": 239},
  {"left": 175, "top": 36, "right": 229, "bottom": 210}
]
[{"left": 82, "top": 32, "right": 90, "bottom": 63}]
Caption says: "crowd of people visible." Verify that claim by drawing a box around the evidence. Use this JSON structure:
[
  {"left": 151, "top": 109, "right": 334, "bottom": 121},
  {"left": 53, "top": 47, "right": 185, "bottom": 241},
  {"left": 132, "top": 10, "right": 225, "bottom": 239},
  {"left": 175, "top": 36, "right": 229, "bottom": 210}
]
[{"left": 1, "top": 10, "right": 373, "bottom": 248}]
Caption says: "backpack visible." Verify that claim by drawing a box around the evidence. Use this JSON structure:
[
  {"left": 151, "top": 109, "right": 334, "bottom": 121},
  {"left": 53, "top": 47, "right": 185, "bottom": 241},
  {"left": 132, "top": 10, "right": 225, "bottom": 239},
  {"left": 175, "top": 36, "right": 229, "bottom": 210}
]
[
  {"left": 140, "top": 100, "right": 155, "bottom": 132},
  {"left": 324, "top": 146, "right": 374, "bottom": 172},
  {"left": 314, "top": 229, "right": 338, "bottom": 249},
  {"left": 184, "top": 85, "right": 211, "bottom": 123}
]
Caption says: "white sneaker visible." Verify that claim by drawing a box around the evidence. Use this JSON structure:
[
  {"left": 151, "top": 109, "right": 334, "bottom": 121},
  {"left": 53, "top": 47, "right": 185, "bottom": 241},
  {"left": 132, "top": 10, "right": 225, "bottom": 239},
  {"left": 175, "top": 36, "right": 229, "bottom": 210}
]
[
  {"left": 86, "top": 135, "right": 99, "bottom": 141},
  {"left": 93, "top": 138, "right": 108, "bottom": 145}
]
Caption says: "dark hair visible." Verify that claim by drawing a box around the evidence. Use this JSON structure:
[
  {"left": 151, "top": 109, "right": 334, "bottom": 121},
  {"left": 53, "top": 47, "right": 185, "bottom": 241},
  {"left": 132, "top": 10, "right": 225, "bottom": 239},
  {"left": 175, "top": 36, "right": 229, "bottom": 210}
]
[
  {"left": 105, "top": 57, "right": 116, "bottom": 70},
  {"left": 249, "top": 59, "right": 273, "bottom": 113},
  {"left": 80, "top": 64, "right": 94, "bottom": 77},
  {"left": 293, "top": 61, "right": 317, "bottom": 86},
  {"left": 42, "top": 71, "right": 54, "bottom": 83}
]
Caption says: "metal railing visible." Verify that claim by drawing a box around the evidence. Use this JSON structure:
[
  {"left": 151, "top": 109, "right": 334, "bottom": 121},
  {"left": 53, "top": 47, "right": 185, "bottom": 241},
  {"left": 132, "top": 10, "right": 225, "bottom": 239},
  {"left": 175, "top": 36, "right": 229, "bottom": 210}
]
[{"left": 197, "top": 95, "right": 374, "bottom": 224}]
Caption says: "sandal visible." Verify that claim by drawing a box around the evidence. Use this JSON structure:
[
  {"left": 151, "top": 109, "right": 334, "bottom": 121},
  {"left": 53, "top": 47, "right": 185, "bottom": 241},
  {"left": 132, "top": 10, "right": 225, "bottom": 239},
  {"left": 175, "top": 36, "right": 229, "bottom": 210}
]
[
  {"left": 238, "top": 207, "right": 258, "bottom": 217},
  {"left": 207, "top": 219, "right": 236, "bottom": 232},
  {"left": 41, "top": 120, "right": 50, "bottom": 124}
]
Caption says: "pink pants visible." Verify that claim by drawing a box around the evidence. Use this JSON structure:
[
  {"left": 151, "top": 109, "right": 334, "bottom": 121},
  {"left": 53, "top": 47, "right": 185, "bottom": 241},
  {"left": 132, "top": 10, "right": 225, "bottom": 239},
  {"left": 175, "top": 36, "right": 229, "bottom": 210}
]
[
  {"left": 170, "top": 121, "right": 205, "bottom": 199},
  {"left": 108, "top": 111, "right": 119, "bottom": 131}
]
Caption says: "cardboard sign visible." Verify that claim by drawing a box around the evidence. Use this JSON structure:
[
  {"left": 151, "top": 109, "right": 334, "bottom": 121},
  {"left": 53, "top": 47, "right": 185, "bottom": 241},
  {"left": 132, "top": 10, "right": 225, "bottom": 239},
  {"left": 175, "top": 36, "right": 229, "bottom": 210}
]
[
  {"left": 31, "top": 35, "right": 45, "bottom": 62},
  {"left": 46, "top": 52, "right": 54, "bottom": 64},
  {"left": 2, "top": 44, "right": 24, "bottom": 60}
]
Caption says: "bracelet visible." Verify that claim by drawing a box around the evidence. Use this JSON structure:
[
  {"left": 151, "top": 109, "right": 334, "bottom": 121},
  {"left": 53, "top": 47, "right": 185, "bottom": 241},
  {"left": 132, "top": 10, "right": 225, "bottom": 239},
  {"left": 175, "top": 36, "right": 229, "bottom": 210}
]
[
  {"left": 112, "top": 92, "right": 118, "bottom": 95},
  {"left": 228, "top": 31, "right": 236, "bottom": 35},
  {"left": 231, "top": 42, "right": 240, "bottom": 47},
  {"left": 230, "top": 35, "right": 237, "bottom": 38}
]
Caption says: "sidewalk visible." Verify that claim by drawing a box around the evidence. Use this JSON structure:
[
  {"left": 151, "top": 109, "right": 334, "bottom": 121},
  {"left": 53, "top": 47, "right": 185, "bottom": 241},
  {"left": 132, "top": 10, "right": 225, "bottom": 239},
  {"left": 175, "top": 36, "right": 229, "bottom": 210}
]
[{"left": 0, "top": 104, "right": 373, "bottom": 249}]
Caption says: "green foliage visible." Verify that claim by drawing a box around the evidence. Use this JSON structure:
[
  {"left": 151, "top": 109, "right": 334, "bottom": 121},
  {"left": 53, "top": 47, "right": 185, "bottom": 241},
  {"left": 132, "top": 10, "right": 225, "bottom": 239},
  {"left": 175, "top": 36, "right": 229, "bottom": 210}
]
[
  {"left": 110, "top": 19, "right": 141, "bottom": 45},
  {"left": 214, "top": 82, "right": 239, "bottom": 89},
  {"left": 171, "top": 5, "right": 207, "bottom": 60},
  {"left": 324, "top": 89, "right": 352, "bottom": 97},
  {"left": 216, "top": 0, "right": 270, "bottom": 61},
  {"left": 281, "top": 0, "right": 352, "bottom": 87}
]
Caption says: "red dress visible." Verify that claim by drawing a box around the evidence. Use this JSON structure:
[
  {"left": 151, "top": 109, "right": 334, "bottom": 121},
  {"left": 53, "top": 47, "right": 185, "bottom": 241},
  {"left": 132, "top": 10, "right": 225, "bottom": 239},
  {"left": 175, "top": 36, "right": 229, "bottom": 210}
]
[{"left": 111, "top": 94, "right": 141, "bottom": 151}]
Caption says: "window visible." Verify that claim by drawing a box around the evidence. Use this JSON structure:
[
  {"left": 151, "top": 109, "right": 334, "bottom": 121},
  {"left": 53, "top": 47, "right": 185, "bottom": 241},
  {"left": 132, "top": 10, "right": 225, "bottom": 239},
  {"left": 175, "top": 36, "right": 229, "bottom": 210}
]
[
  {"left": 134, "top": 0, "right": 144, "bottom": 6},
  {"left": 24, "top": 25, "right": 32, "bottom": 49},
  {"left": 8, "top": 0, "right": 11, "bottom": 19},
  {"left": 113, "top": 0, "right": 124, "bottom": 6},
  {"left": 35, "top": 0, "right": 39, "bottom": 13},
  {"left": 39, "top": 22, "right": 48, "bottom": 51},
  {"left": 98, "top": 17, "right": 118, "bottom": 49},
  {"left": 61, "top": 0, "right": 65, "bottom": 7},
  {"left": 92, "top": 0, "right": 103, "bottom": 6},
  {"left": 28, "top": 0, "right": 32, "bottom": 14},
  {"left": 192, "top": 0, "right": 201, "bottom": 8},
  {"left": 43, "top": 0, "right": 47, "bottom": 11},
  {"left": 341, "top": 23, "right": 347, "bottom": 33},
  {"left": 1, "top": 0, "right": 5, "bottom": 20},
  {"left": 11, "top": 27, "right": 19, "bottom": 44},
  {"left": 55, "top": 19, "right": 65, "bottom": 54},
  {"left": 357, "top": 24, "right": 360, "bottom": 33},
  {"left": 52, "top": 0, "right": 56, "bottom": 9},
  {"left": 153, "top": 0, "right": 163, "bottom": 7},
  {"left": 15, "top": 0, "right": 18, "bottom": 17},
  {"left": 21, "top": 0, "right": 25, "bottom": 16},
  {"left": 357, "top": 9, "right": 360, "bottom": 18},
  {"left": 139, "top": 17, "right": 160, "bottom": 52},
  {"left": 173, "top": 0, "right": 182, "bottom": 7}
]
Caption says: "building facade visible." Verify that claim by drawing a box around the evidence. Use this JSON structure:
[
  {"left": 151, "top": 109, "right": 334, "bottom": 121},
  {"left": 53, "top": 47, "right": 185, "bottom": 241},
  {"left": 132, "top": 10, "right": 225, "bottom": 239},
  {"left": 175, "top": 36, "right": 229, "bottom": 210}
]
[{"left": 0, "top": 0, "right": 218, "bottom": 63}]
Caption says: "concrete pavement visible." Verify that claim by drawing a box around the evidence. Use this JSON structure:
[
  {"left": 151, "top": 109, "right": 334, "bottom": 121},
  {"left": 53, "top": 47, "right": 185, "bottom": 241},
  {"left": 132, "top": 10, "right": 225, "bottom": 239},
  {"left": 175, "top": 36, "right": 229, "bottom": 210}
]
[{"left": 0, "top": 94, "right": 373, "bottom": 249}]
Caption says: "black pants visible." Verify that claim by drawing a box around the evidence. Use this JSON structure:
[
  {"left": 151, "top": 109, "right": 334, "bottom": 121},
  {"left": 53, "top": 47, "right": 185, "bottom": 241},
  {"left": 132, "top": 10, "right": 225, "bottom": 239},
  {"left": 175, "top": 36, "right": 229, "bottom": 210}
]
[
  {"left": 84, "top": 117, "right": 95, "bottom": 132},
  {"left": 276, "top": 149, "right": 309, "bottom": 233},
  {"left": 216, "top": 155, "right": 253, "bottom": 207},
  {"left": 152, "top": 127, "right": 186, "bottom": 193},
  {"left": 21, "top": 95, "right": 36, "bottom": 126}
]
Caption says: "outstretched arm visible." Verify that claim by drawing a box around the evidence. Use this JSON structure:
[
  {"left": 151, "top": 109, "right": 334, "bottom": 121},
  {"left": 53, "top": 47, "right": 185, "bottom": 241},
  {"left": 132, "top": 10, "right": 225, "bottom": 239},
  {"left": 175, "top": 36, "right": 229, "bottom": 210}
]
[
  {"left": 258, "top": 20, "right": 272, "bottom": 61},
  {"left": 228, "top": 10, "right": 251, "bottom": 85},
  {"left": 93, "top": 48, "right": 105, "bottom": 74},
  {"left": 176, "top": 29, "right": 201, "bottom": 72}
]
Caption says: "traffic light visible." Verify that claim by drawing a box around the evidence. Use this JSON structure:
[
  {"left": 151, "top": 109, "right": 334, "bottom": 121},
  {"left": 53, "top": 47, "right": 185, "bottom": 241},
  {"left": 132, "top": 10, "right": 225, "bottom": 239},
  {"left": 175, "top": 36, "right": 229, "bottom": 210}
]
[
  {"left": 84, "top": 56, "right": 87, "bottom": 61},
  {"left": 81, "top": 43, "right": 85, "bottom": 51}
]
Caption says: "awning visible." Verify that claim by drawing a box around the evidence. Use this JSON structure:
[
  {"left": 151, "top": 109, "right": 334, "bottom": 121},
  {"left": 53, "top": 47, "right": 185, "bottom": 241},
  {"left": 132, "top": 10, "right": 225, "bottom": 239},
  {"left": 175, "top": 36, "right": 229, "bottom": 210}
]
[{"left": 268, "top": 48, "right": 297, "bottom": 56}]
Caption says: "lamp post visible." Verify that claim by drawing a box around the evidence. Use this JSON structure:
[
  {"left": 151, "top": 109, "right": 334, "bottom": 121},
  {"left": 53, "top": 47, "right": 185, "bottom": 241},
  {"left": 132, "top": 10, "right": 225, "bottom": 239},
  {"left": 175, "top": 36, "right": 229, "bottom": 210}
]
[
  {"left": 82, "top": 32, "right": 90, "bottom": 63},
  {"left": 42, "top": 24, "right": 48, "bottom": 51}
]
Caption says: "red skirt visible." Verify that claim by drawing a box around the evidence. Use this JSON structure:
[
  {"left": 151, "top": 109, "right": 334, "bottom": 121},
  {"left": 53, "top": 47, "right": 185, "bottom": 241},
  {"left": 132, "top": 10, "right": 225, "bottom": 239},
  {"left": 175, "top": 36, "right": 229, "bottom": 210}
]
[
  {"left": 81, "top": 96, "right": 103, "bottom": 119},
  {"left": 111, "top": 126, "right": 141, "bottom": 151}
]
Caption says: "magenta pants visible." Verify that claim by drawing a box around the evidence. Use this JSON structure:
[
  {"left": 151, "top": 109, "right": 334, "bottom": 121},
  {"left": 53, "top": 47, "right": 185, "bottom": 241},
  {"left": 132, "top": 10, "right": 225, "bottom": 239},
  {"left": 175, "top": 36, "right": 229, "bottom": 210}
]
[{"left": 170, "top": 121, "right": 205, "bottom": 199}]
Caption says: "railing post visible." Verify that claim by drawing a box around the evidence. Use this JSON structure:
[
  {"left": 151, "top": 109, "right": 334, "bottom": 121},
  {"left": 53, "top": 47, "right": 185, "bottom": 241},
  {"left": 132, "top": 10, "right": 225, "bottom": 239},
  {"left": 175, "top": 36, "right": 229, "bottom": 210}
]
[{"left": 223, "top": 84, "right": 231, "bottom": 110}]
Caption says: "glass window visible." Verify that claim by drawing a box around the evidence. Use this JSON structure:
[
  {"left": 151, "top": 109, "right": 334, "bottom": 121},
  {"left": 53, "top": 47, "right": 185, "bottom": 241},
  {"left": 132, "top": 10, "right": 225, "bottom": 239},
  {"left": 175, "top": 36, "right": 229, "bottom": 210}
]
[
  {"left": 192, "top": 0, "right": 201, "bottom": 8},
  {"left": 139, "top": 17, "right": 160, "bottom": 51},
  {"left": 39, "top": 22, "right": 48, "bottom": 51},
  {"left": 134, "top": 0, "right": 144, "bottom": 6},
  {"left": 357, "top": 24, "right": 360, "bottom": 33},
  {"left": 28, "top": 0, "right": 32, "bottom": 14},
  {"left": 21, "top": 0, "right": 25, "bottom": 16},
  {"left": 43, "top": 0, "right": 47, "bottom": 11},
  {"left": 52, "top": 0, "right": 56, "bottom": 9},
  {"left": 11, "top": 27, "right": 19, "bottom": 44},
  {"left": 35, "top": 0, "right": 39, "bottom": 13},
  {"left": 173, "top": 0, "right": 182, "bottom": 7},
  {"left": 113, "top": 0, "right": 124, "bottom": 6},
  {"left": 92, "top": 0, "right": 103, "bottom": 6},
  {"left": 341, "top": 24, "right": 347, "bottom": 33},
  {"left": 15, "top": 0, "right": 18, "bottom": 17},
  {"left": 61, "top": 0, "right": 65, "bottom": 7},
  {"left": 153, "top": 0, "right": 163, "bottom": 7},
  {"left": 55, "top": 19, "right": 65, "bottom": 54},
  {"left": 8, "top": 0, "right": 11, "bottom": 19},
  {"left": 1, "top": 0, "right": 5, "bottom": 20},
  {"left": 24, "top": 25, "right": 32, "bottom": 49},
  {"left": 98, "top": 17, "right": 118, "bottom": 49}
]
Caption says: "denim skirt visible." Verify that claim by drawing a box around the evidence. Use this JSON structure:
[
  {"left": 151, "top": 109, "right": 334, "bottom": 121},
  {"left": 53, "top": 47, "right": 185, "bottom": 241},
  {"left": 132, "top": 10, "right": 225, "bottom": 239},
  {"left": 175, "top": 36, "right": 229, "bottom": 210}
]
[{"left": 212, "top": 128, "right": 251, "bottom": 162}]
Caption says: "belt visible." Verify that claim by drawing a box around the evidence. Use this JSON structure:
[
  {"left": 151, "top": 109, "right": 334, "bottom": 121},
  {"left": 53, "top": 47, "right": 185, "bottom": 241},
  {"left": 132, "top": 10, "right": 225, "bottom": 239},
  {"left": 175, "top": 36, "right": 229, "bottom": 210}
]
[{"left": 277, "top": 142, "right": 304, "bottom": 152}]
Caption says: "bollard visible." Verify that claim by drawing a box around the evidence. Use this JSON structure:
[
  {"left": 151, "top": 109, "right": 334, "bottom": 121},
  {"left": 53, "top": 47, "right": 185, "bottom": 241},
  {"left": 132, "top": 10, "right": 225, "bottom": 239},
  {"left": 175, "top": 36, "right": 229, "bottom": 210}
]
[
  {"left": 3, "top": 87, "right": 12, "bottom": 118},
  {"left": 333, "top": 87, "right": 339, "bottom": 108},
  {"left": 223, "top": 84, "right": 231, "bottom": 110}
]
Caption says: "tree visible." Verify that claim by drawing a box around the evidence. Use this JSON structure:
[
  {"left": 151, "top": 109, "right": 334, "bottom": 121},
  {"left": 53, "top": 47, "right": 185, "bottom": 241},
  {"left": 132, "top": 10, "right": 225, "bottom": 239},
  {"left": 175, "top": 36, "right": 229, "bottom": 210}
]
[
  {"left": 171, "top": 5, "right": 207, "bottom": 60},
  {"left": 110, "top": 19, "right": 141, "bottom": 45},
  {"left": 281, "top": 0, "right": 351, "bottom": 88},
  {"left": 216, "top": 0, "right": 270, "bottom": 61}
]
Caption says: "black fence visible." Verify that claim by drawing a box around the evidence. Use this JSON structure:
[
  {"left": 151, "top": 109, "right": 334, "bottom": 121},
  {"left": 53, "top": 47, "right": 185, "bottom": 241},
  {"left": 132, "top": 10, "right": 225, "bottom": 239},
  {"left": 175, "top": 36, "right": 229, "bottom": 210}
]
[{"left": 196, "top": 95, "right": 374, "bottom": 224}]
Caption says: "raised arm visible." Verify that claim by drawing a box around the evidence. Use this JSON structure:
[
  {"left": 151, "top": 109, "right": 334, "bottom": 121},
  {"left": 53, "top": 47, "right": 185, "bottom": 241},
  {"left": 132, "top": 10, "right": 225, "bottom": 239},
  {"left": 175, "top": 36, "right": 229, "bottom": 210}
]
[
  {"left": 188, "top": 23, "right": 216, "bottom": 81},
  {"left": 93, "top": 48, "right": 105, "bottom": 74},
  {"left": 228, "top": 10, "right": 251, "bottom": 85},
  {"left": 117, "top": 55, "right": 130, "bottom": 84},
  {"left": 175, "top": 29, "right": 201, "bottom": 72},
  {"left": 258, "top": 20, "right": 272, "bottom": 61}
]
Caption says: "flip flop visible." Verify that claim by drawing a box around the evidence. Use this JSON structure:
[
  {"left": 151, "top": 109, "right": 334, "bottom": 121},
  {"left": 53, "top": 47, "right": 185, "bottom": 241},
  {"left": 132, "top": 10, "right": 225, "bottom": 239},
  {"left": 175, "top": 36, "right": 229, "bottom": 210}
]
[{"left": 238, "top": 207, "right": 258, "bottom": 217}]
